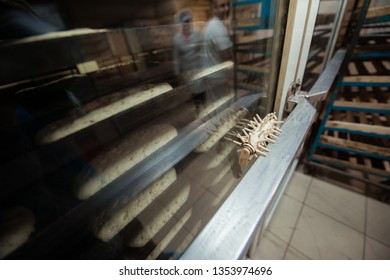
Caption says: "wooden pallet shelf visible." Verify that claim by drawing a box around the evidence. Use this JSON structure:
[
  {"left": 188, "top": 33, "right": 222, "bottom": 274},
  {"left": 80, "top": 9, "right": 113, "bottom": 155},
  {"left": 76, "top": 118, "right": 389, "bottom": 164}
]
[
  {"left": 325, "top": 120, "right": 390, "bottom": 138},
  {"left": 365, "top": 4, "right": 390, "bottom": 23},
  {"left": 236, "top": 64, "right": 270, "bottom": 74},
  {"left": 235, "top": 39, "right": 273, "bottom": 54},
  {"left": 319, "top": 135, "right": 390, "bottom": 159},
  {"left": 342, "top": 75, "right": 390, "bottom": 86},
  {"left": 232, "top": 0, "right": 275, "bottom": 96},
  {"left": 237, "top": 82, "right": 264, "bottom": 92},
  {"left": 366, "top": 5, "right": 390, "bottom": 19},
  {"left": 236, "top": 19, "right": 262, "bottom": 30},
  {"left": 333, "top": 100, "right": 390, "bottom": 114},
  {"left": 312, "top": 153, "right": 390, "bottom": 178},
  {"left": 308, "top": 0, "right": 390, "bottom": 184}
]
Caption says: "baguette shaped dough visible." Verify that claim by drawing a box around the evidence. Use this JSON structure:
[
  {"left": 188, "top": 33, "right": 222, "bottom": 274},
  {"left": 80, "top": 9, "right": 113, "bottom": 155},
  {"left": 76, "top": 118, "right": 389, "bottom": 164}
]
[
  {"left": 36, "top": 83, "right": 172, "bottom": 144},
  {"left": 127, "top": 184, "right": 190, "bottom": 248},
  {"left": 195, "top": 107, "right": 248, "bottom": 153},
  {"left": 94, "top": 168, "right": 177, "bottom": 242},
  {"left": 10, "top": 28, "right": 108, "bottom": 44},
  {"left": 188, "top": 61, "right": 234, "bottom": 81},
  {"left": 211, "top": 175, "right": 236, "bottom": 207},
  {"left": 75, "top": 123, "right": 178, "bottom": 200},
  {"left": 203, "top": 142, "right": 235, "bottom": 170},
  {"left": 0, "top": 208, "right": 35, "bottom": 259},
  {"left": 172, "top": 220, "right": 202, "bottom": 259},
  {"left": 198, "top": 92, "right": 234, "bottom": 118},
  {"left": 210, "top": 161, "right": 235, "bottom": 186},
  {"left": 146, "top": 209, "right": 192, "bottom": 260}
]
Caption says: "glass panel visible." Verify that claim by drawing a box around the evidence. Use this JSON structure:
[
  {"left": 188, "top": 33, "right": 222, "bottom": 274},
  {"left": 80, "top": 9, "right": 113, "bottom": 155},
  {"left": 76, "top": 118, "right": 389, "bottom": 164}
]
[
  {"left": 232, "top": 0, "right": 287, "bottom": 114},
  {"left": 301, "top": 0, "right": 344, "bottom": 90},
  {"left": 0, "top": 0, "right": 288, "bottom": 260}
]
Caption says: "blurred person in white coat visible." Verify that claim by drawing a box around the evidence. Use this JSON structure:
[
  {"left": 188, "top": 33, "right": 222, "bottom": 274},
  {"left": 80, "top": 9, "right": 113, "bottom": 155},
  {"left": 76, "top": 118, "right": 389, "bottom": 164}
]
[{"left": 202, "top": 0, "right": 233, "bottom": 105}]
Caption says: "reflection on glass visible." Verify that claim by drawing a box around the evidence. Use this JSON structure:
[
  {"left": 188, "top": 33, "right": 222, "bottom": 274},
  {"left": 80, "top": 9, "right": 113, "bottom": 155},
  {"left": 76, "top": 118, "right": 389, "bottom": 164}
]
[
  {"left": 0, "top": 0, "right": 287, "bottom": 260},
  {"left": 232, "top": 0, "right": 282, "bottom": 115},
  {"left": 302, "top": 0, "right": 344, "bottom": 90}
]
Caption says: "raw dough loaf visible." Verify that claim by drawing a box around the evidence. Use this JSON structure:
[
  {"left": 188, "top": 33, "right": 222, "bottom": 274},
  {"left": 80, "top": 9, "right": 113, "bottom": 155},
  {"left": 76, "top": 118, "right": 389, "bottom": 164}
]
[
  {"left": 36, "top": 83, "right": 172, "bottom": 144},
  {"left": 126, "top": 183, "right": 190, "bottom": 248},
  {"left": 188, "top": 61, "right": 234, "bottom": 81},
  {"left": 195, "top": 107, "right": 248, "bottom": 153},
  {"left": 11, "top": 28, "right": 108, "bottom": 44},
  {"left": 198, "top": 92, "right": 234, "bottom": 118},
  {"left": 172, "top": 220, "right": 202, "bottom": 259},
  {"left": 0, "top": 208, "right": 35, "bottom": 259},
  {"left": 93, "top": 168, "right": 177, "bottom": 242},
  {"left": 211, "top": 175, "right": 237, "bottom": 207},
  {"left": 203, "top": 142, "right": 236, "bottom": 170},
  {"left": 74, "top": 123, "right": 178, "bottom": 200},
  {"left": 146, "top": 209, "right": 192, "bottom": 260},
  {"left": 210, "top": 161, "right": 235, "bottom": 186}
]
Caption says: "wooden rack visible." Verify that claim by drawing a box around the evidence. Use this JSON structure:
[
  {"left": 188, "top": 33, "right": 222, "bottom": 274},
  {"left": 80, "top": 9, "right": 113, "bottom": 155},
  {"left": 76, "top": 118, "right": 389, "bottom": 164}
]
[
  {"left": 232, "top": 0, "right": 275, "bottom": 98},
  {"left": 308, "top": 0, "right": 390, "bottom": 185}
]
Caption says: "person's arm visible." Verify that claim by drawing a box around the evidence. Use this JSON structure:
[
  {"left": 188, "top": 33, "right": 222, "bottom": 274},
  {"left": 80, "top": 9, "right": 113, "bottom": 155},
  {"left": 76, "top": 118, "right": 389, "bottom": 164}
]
[{"left": 214, "top": 20, "right": 233, "bottom": 62}]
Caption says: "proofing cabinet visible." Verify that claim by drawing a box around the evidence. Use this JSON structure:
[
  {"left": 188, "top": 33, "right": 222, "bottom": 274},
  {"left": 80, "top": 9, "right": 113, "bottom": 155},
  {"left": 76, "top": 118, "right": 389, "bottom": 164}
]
[{"left": 0, "top": 0, "right": 345, "bottom": 259}]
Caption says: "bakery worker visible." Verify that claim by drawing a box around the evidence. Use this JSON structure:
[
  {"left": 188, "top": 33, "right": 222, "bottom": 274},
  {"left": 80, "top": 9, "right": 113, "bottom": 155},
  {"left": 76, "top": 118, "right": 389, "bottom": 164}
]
[
  {"left": 0, "top": 0, "right": 61, "bottom": 40},
  {"left": 203, "top": 0, "right": 233, "bottom": 68},
  {"left": 172, "top": 9, "right": 203, "bottom": 76},
  {"left": 202, "top": 0, "right": 233, "bottom": 105},
  {"left": 172, "top": 9, "right": 205, "bottom": 113}
]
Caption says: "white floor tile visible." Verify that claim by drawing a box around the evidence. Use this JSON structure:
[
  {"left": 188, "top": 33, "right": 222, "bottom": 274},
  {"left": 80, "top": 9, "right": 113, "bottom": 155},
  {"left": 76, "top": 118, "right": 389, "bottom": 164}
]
[
  {"left": 364, "top": 236, "right": 390, "bottom": 260},
  {"left": 251, "top": 230, "right": 287, "bottom": 260},
  {"left": 284, "top": 171, "right": 312, "bottom": 202},
  {"left": 305, "top": 178, "right": 366, "bottom": 232},
  {"left": 290, "top": 206, "right": 364, "bottom": 259},
  {"left": 267, "top": 194, "right": 303, "bottom": 243},
  {"left": 367, "top": 198, "right": 390, "bottom": 246}
]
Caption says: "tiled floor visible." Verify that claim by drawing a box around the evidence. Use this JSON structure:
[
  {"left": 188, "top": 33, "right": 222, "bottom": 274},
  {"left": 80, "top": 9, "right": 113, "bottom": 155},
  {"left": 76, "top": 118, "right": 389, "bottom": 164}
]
[{"left": 252, "top": 170, "right": 390, "bottom": 260}]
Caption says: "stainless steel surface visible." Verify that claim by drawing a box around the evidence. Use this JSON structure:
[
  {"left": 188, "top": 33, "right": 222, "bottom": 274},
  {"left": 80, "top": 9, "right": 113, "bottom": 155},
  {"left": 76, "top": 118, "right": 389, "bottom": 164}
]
[
  {"left": 247, "top": 157, "right": 299, "bottom": 259},
  {"left": 180, "top": 98, "right": 316, "bottom": 259}
]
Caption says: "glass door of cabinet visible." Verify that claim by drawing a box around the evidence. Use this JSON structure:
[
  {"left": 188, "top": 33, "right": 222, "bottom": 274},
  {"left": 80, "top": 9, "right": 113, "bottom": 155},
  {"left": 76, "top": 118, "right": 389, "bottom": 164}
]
[
  {"left": 0, "top": 0, "right": 342, "bottom": 260},
  {"left": 302, "top": 0, "right": 348, "bottom": 91}
]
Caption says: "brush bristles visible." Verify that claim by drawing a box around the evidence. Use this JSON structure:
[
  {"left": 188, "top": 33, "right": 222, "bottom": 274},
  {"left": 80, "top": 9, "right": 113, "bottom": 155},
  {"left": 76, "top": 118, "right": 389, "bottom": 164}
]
[{"left": 224, "top": 112, "right": 284, "bottom": 166}]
